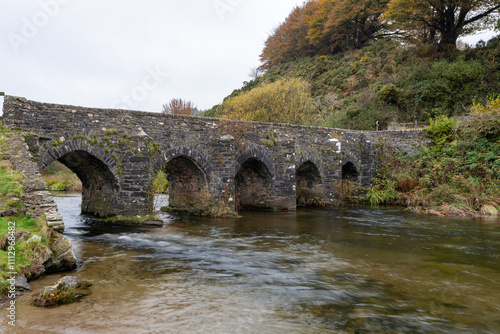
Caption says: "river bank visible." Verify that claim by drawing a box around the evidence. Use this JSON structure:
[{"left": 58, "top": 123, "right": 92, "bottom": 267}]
[
  {"left": 366, "top": 101, "right": 500, "bottom": 219},
  {"left": 0, "top": 126, "right": 77, "bottom": 306}
]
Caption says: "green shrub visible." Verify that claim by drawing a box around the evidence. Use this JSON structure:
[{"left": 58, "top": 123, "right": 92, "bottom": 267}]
[
  {"left": 378, "top": 83, "right": 399, "bottom": 104},
  {"left": 426, "top": 115, "right": 457, "bottom": 151}
]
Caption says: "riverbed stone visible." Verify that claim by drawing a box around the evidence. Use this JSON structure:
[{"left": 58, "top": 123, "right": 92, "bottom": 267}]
[
  {"left": 143, "top": 220, "right": 164, "bottom": 226},
  {"left": 55, "top": 276, "right": 79, "bottom": 288},
  {"left": 44, "top": 231, "right": 78, "bottom": 273},
  {"left": 14, "top": 276, "right": 32, "bottom": 292}
]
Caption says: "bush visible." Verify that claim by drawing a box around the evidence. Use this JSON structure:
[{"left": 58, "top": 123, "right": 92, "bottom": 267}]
[
  {"left": 216, "top": 77, "right": 319, "bottom": 125},
  {"left": 468, "top": 96, "right": 500, "bottom": 141},
  {"left": 378, "top": 83, "right": 399, "bottom": 104},
  {"left": 426, "top": 115, "right": 457, "bottom": 151}
]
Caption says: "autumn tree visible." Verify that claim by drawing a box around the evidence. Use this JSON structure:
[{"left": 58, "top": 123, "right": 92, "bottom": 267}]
[
  {"left": 259, "top": 6, "right": 315, "bottom": 70},
  {"left": 305, "top": 0, "right": 389, "bottom": 52},
  {"left": 259, "top": 0, "right": 389, "bottom": 70},
  {"left": 162, "top": 98, "right": 197, "bottom": 115},
  {"left": 216, "top": 77, "right": 318, "bottom": 125},
  {"left": 383, "top": 0, "right": 500, "bottom": 47}
]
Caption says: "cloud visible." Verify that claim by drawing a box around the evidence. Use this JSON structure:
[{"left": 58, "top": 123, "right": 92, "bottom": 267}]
[{"left": 1, "top": 0, "right": 300, "bottom": 113}]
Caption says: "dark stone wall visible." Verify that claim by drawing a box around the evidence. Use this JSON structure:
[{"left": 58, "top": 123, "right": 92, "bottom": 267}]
[{"left": 3, "top": 96, "right": 428, "bottom": 216}]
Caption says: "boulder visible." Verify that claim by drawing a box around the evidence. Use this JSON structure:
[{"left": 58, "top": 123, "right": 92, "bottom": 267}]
[
  {"left": 34, "top": 276, "right": 91, "bottom": 307},
  {"left": 43, "top": 231, "right": 78, "bottom": 273},
  {"left": 27, "top": 235, "right": 42, "bottom": 243},
  {"left": 14, "top": 276, "right": 32, "bottom": 292}
]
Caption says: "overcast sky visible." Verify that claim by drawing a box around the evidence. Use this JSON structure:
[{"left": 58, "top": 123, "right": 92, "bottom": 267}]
[
  {"left": 1, "top": 0, "right": 301, "bottom": 113},
  {"left": 1, "top": 1, "right": 495, "bottom": 115}
]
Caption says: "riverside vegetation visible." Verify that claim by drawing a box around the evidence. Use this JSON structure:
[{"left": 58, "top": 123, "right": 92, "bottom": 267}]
[{"left": 368, "top": 98, "right": 500, "bottom": 216}]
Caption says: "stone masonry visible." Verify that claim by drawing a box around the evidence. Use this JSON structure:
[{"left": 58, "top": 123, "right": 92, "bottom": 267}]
[
  {"left": 2, "top": 96, "right": 428, "bottom": 217},
  {"left": 1, "top": 131, "right": 65, "bottom": 231}
]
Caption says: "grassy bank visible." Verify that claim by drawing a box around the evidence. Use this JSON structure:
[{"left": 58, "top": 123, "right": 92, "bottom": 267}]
[
  {"left": 367, "top": 98, "right": 500, "bottom": 217},
  {"left": 0, "top": 216, "right": 49, "bottom": 291},
  {"left": 0, "top": 127, "right": 52, "bottom": 295},
  {"left": 42, "top": 161, "right": 82, "bottom": 192}
]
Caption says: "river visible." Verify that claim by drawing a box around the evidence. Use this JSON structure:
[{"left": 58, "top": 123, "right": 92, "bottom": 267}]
[{"left": 4, "top": 193, "right": 500, "bottom": 333}]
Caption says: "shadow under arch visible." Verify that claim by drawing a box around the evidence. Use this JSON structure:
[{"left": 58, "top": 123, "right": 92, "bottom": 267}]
[
  {"left": 338, "top": 161, "right": 360, "bottom": 202},
  {"left": 296, "top": 160, "right": 324, "bottom": 207},
  {"left": 341, "top": 161, "right": 359, "bottom": 181},
  {"left": 235, "top": 157, "right": 273, "bottom": 210},
  {"left": 163, "top": 155, "right": 209, "bottom": 211},
  {"left": 44, "top": 150, "right": 120, "bottom": 217}
]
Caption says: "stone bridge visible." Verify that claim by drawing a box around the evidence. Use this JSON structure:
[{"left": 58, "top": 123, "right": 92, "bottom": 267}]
[{"left": 2, "top": 96, "right": 426, "bottom": 217}]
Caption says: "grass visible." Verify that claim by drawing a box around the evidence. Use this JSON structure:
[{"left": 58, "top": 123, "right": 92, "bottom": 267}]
[
  {"left": 103, "top": 213, "right": 162, "bottom": 226},
  {"left": 42, "top": 161, "right": 82, "bottom": 192},
  {"left": 0, "top": 216, "right": 49, "bottom": 294},
  {"left": 0, "top": 162, "right": 23, "bottom": 211}
]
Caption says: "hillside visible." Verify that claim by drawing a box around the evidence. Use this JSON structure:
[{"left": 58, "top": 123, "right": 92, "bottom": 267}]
[{"left": 206, "top": 37, "right": 500, "bottom": 130}]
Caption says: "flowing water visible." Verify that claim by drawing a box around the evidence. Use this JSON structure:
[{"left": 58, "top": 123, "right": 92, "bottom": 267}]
[{"left": 3, "top": 193, "right": 500, "bottom": 333}]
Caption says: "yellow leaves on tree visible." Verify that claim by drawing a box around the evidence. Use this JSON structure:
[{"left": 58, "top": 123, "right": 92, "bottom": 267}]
[{"left": 216, "top": 78, "right": 318, "bottom": 125}]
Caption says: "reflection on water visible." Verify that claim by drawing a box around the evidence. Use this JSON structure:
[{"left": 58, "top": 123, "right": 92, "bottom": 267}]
[{"left": 4, "top": 193, "right": 500, "bottom": 333}]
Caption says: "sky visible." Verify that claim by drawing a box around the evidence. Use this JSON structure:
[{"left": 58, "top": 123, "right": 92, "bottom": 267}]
[
  {"left": 0, "top": 1, "right": 496, "bottom": 115},
  {"left": 1, "top": 0, "right": 301, "bottom": 113}
]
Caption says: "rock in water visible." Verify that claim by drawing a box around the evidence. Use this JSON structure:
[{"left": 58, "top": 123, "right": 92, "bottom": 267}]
[
  {"left": 55, "top": 276, "right": 79, "bottom": 288},
  {"left": 14, "top": 276, "right": 32, "bottom": 292},
  {"left": 34, "top": 276, "right": 80, "bottom": 307},
  {"left": 43, "top": 231, "right": 78, "bottom": 273}
]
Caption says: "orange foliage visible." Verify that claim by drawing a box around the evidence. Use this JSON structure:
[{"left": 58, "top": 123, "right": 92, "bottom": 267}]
[
  {"left": 259, "top": 0, "right": 388, "bottom": 70},
  {"left": 259, "top": 6, "right": 313, "bottom": 70}
]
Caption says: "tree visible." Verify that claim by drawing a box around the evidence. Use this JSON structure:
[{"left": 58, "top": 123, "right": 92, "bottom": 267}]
[
  {"left": 259, "top": 6, "right": 314, "bottom": 70},
  {"left": 216, "top": 77, "right": 318, "bottom": 125},
  {"left": 162, "top": 98, "right": 197, "bottom": 115},
  {"left": 259, "top": 0, "right": 389, "bottom": 69},
  {"left": 383, "top": 0, "right": 500, "bottom": 47},
  {"left": 304, "top": 0, "right": 389, "bottom": 52}
]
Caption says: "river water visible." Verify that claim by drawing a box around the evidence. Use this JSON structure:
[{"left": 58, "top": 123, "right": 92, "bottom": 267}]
[{"left": 4, "top": 193, "right": 500, "bottom": 333}]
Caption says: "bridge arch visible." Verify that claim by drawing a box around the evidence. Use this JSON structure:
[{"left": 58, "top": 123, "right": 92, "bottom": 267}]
[
  {"left": 296, "top": 160, "right": 324, "bottom": 207},
  {"left": 235, "top": 149, "right": 275, "bottom": 210},
  {"left": 38, "top": 137, "right": 120, "bottom": 217},
  {"left": 341, "top": 161, "right": 360, "bottom": 181},
  {"left": 159, "top": 147, "right": 211, "bottom": 211}
]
